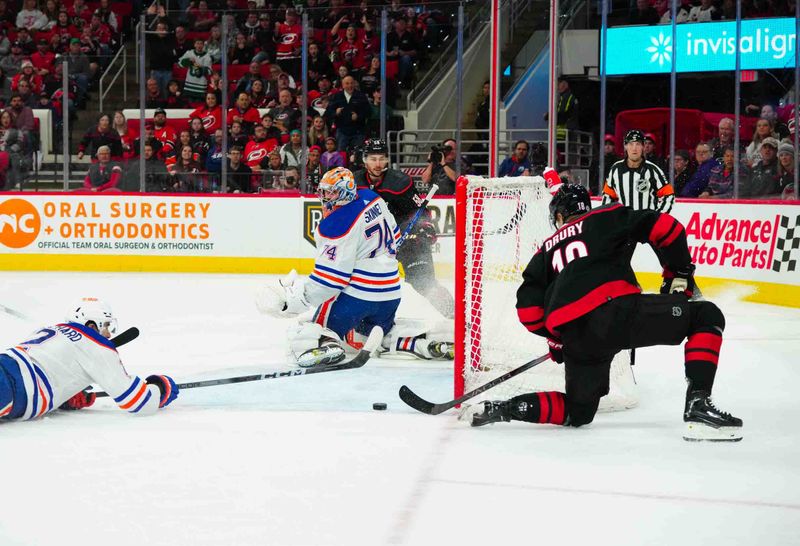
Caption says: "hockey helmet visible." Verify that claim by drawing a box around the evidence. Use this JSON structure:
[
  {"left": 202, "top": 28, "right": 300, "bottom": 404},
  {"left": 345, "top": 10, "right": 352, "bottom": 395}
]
[
  {"left": 549, "top": 183, "right": 591, "bottom": 227},
  {"left": 623, "top": 129, "right": 645, "bottom": 145},
  {"left": 68, "top": 297, "right": 118, "bottom": 335},
  {"left": 362, "top": 138, "right": 388, "bottom": 157},
  {"left": 319, "top": 167, "right": 358, "bottom": 212}
]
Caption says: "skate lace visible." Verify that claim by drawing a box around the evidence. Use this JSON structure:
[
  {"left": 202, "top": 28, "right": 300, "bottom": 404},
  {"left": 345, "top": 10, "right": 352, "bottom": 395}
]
[{"left": 706, "top": 397, "right": 732, "bottom": 419}]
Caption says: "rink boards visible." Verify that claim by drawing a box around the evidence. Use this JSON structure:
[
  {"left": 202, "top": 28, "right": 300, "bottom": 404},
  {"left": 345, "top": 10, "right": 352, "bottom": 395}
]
[{"left": 0, "top": 192, "right": 797, "bottom": 307}]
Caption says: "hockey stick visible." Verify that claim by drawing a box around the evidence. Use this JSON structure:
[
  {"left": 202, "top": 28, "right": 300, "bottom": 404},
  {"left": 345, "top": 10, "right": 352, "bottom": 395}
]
[
  {"left": 110, "top": 327, "right": 139, "bottom": 348},
  {"left": 399, "top": 352, "right": 551, "bottom": 415},
  {"left": 395, "top": 184, "right": 439, "bottom": 249},
  {"left": 92, "top": 326, "right": 383, "bottom": 398}
]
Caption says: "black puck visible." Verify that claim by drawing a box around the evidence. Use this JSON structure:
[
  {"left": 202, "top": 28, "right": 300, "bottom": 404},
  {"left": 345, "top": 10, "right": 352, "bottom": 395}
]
[{"left": 372, "top": 402, "right": 387, "bottom": 411}]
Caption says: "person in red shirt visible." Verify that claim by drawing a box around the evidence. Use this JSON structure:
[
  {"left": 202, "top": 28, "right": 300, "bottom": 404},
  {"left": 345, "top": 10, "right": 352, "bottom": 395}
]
[
  {"left": 244, "top": 124, "right": 279, "bottom": 170},
  {"left": 88, "top": 12, "right": 113, "bottom": 48},
  {"left": 152, "top": 108, "right": 178, "bottom": 157},
  {"left": 330, "top": 18, "right": 372, "bottom": 71},
  {"left": 227, "top": 92, "right": 261, "bottom": 135},
  {"left": 189, "top": 92, "right": 223, "bottom": 134},
  {"left": 31, "top": 39, "right": 55, "bottom": 76},
  {"left": 11, "top": 61, "right": 43, "bottom": 94},
  {"left": 273, "top": 8, "right": 301, "bottom": 76},
  {"left": 67, "top": 0, "right": 92, "bottom": 29}
]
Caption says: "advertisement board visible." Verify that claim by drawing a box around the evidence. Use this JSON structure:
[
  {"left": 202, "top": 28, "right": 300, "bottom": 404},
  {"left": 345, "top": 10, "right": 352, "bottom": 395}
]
[
  {"left": 0, "top": 194, "right": 797, "bottom": 306},
  {"left": 605, "top": 17, "right": 797, "bottom": 75}
]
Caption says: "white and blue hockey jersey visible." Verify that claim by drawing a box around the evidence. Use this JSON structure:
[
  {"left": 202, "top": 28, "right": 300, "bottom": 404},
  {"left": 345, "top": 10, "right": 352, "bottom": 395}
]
[
  {"left": 306, "top": 188, "right": 401, "bottom": 305},
  {"left": 0, "top": 323, "right": 162, "bottom": 420}
]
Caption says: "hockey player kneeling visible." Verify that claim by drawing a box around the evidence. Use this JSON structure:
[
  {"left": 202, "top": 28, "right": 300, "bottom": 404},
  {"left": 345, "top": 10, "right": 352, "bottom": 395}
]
[
  {"left": 470, "top": 184, "right": 742, "bottom": 442},
  {"left": 0, "top": 298, "right": 179, "bottom": 420},
  {"left": 256, "top": 167, "right": 453, "bottom": 367}
]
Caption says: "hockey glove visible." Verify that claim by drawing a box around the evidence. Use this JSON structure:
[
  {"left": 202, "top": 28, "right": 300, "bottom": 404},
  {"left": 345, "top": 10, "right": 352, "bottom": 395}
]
[
  {"left": 546, "top": 338, "right": 564, "bottom": 364},
  {"left": 660, "top": 264, "right": 696, "bottom": 298},
  {"left": 145, "top": 374, "right": 179, "bottom": 408},
  {"left": 60, "top": 389, "right": 97, "bottom": 411}
]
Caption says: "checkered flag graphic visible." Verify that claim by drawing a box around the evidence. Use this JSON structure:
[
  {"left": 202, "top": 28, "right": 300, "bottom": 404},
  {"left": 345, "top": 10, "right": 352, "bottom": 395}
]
[{"left": 772, "top": 214, "right": 800, "bottom": 272}]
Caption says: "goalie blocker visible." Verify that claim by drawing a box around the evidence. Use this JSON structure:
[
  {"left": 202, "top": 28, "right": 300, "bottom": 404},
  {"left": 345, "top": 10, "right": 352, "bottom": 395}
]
[{"left": 463, "top": 180, "right": 742, "bottom": 441}]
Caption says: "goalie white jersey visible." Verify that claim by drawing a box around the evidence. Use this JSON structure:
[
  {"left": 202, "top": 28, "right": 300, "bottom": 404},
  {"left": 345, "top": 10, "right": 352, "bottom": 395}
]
[
  {"left": 307, "top": 188, "right": 401, "bottom": 305},
  {"left": 0, "top": 323, "right": 161, "bottom": 420}
]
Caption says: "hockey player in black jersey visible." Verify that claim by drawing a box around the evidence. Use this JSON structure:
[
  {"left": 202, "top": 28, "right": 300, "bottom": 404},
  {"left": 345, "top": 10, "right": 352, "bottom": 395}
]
[
  {"left": 471, "top": 183, "right": 742, "bottom": 441},
  {"left": 353, "top": 139, "right": 455, "bottom": 318}
]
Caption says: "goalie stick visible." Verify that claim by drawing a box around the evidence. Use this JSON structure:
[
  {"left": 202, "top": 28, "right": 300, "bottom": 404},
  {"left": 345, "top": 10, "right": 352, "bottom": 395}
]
[
  {"left": 399, "top": 352, "right": 550, "bottom": 415},
  {"left": 92, "top": 326, "right": 383, "bottom": 398},
  {"left": 395, "top": 184, "right": 439, "bottom": 249}
]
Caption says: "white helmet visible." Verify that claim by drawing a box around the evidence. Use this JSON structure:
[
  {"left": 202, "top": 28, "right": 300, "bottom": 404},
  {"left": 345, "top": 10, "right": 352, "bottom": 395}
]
[{"left": 68, "top": 298, "right": 117, "bottom": 335}]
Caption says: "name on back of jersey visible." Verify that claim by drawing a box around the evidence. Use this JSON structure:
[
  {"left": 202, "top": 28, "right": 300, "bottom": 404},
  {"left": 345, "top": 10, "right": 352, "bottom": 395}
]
[
  {"left": 545, "top": 221, "right": 585, "bottom": 252},
  {"left": 364, "top": 202, "right": 382, "bottom": 224},
  {"left": 56, "top": 324, "right": 83, "bottom": 342}
]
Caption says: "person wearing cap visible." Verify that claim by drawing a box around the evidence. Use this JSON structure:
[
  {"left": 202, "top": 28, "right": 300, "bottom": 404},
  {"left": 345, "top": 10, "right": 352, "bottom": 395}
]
[
  {"left": 57, "top": 37, "right": 91, "bottom": 107},
  {"left": 0, "top": 41, "right": 26, "bottom": 75},
  {"left": 279, "top": 129, "right": 305, "bottom": 169},
  {"left": 643, "top": 132, "right": 665, "bottom": 171},
  {"left": 602, "top": 129, "right": 674, "bottom": 212},
  {"left": 31, "top": 39, "right": 55, "bottom": 76},
  {"left": 11, "top": 60, "right": 43, "bottom": 95},
  {"left": 776, "top": 142, "right": 796, "bottom": 198},
  {"left": 742, "top": 137, "right": 781, "bottom": 198},
  {"left": 681, "top": 141, "right": 720, "bottom": 197},
  {"left": 178, "top": 38, "right": 213, "bottom": 104},
  {"left": 16, "top": 0, "right": 48, "bottom": 31},
  {"left": 744, "top": 117, "right": 779, "bottom": 168}
]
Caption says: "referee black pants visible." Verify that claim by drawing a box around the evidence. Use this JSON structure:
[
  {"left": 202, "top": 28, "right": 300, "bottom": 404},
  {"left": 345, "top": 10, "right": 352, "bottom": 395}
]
[{"left": 557, "top": 293, "right": 725, "bottom": 427}]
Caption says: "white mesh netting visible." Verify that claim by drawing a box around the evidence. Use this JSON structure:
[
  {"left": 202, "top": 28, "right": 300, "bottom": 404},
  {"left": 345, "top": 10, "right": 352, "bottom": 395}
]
[{"left": 458, "top": 176, "right": 637, "bottom": 412}]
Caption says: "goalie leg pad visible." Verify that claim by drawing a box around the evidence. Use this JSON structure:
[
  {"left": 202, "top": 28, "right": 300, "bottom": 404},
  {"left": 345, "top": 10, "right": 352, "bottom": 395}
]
[{"left": 289, "top": 322, "right": 345, "bottom": 366}]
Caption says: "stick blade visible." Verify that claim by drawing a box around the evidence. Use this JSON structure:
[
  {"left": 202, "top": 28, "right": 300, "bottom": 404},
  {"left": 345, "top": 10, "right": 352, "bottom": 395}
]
[
  {"left": 398, "top": 385, "right": 438, "bottom": 415},
  {"left": 111, "top": 327, "right": 139, "bottom": 348}
]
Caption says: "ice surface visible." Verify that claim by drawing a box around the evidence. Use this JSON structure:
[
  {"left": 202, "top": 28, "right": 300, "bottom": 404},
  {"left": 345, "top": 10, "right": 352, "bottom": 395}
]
[{"left": 0, "top": 272, "right": 798, "bottom": 546}]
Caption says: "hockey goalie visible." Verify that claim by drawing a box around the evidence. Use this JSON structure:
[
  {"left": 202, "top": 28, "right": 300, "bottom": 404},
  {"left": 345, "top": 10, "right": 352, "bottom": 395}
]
[{"left": 256, "top": 167, "right": 453, "bottom": 367}]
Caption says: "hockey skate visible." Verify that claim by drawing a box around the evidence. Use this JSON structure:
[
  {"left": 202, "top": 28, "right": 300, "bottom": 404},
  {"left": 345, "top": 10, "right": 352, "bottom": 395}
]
[
  {"left": 296, "top": 340, "right": 346, "bottom": 368},
  {"left": 470, "top": 401, "right": 512, "bottom": 427},
  {"left": 683, "top": 383, "right": 743, "bottom": 442}
]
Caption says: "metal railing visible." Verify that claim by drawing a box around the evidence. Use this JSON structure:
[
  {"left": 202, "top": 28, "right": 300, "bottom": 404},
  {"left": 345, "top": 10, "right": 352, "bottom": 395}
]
[
  {"left": 99, "top": 45, "right": 127, "bottom": 112},
  {"left": 387, "top": 128, "right": 594, "bottom": 175}
]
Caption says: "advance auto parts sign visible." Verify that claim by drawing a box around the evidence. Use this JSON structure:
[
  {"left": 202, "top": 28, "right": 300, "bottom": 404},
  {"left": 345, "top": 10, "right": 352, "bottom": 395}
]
[
  {"left": 682, "top": 207, "right": 800, "bottom": 280},
  {"left": 0, "top": 196, "right": 214, "bottom": 254}
]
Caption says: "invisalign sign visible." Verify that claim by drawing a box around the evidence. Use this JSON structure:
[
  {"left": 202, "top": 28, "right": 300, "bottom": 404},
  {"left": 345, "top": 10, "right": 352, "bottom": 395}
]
[{"left": 605, "top": 18, "right": 797, "bottom": 75}]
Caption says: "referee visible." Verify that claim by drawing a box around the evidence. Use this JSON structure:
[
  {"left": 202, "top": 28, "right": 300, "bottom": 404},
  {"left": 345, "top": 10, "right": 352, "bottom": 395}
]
[{"left": 602, "top": 129, "right": 674, "bottom": 213}]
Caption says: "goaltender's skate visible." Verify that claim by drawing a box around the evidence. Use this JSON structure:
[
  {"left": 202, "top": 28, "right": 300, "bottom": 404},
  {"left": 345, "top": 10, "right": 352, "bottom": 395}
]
[{"left": 683, "top": 382, "right": 743, "bottom": 442}]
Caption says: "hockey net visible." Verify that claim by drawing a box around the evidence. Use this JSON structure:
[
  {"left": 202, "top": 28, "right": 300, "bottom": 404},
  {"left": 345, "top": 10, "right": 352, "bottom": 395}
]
[{"left": 454, "top": 175, "right": 637, "bottom": 412}]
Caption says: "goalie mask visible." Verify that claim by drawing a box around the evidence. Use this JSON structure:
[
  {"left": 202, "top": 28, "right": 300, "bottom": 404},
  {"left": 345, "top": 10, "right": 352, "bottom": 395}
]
[
  {"left": 319, "top": 167, "right": 358, "bottom": 214},
  {"left": 69, "top": 297, "right": 118, "bottom": 336},
  {"left": 549, "top": 183, "right": 591, "bottom": 228}
]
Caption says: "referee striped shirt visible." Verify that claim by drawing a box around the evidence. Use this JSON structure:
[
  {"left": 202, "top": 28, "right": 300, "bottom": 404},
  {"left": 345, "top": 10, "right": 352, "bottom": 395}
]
[{"left": 601, "top": 159, "right": 675, "bottom": 213}]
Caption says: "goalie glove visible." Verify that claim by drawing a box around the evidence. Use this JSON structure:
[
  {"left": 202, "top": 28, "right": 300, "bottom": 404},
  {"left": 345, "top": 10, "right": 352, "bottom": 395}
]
[
  {"left": 280, "top": 270, "right": 310, "bottom": 315},
  {"left": 660, "top": 264, "right": 696, "bottom": 298}
]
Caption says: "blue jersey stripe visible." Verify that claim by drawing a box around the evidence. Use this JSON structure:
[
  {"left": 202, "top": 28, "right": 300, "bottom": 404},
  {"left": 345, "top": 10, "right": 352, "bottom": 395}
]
[
  {"left": 352, "top": 268, "right": 399, "bottom": 278},
  {"left": 33, "top": 365, "right": 54, "bottom": 412},
  {"left": 115, "top": 377, "right": 141, "bottom": 403},
  {"left": 315, "top": 263, "right": 352, "bottom": 279},
  {"left": 10, "top": 348, "right": 39, "bottom": 416},
  {"left": 310, "top": 275, "right": 345, "bottom": 291},
  {"left": 131, "top": 390, "right": 152, "bottom": 413},
  {"left": 61, "top": 322, "right": 118, "bottom": 351},
  {"left": 349, "top": 284, "right": 401, "bottom": 293}
]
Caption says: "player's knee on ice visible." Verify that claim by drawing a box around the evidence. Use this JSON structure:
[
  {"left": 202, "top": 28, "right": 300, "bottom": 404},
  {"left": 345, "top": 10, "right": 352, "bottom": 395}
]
[{"left": 690, "top": 300, "right": 725, "bottom": 334}]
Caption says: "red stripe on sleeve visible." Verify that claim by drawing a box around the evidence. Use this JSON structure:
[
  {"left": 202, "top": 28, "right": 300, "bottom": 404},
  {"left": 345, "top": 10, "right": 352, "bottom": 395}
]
[{"left": 517, "top": 306, "right": 544, "bottom": 324}]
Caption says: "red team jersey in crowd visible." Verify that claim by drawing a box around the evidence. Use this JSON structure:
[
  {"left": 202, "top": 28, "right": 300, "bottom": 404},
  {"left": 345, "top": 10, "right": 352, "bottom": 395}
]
[
  {"left": 275, "top": 23, "right": 302, "bottom": 61},
  {"left": 227, "top": 106, "right": 261, "bottom": 127},
  {"left": 189, "top": 105, "right": 223, "bottom": 134},
  {"left": 154, "top": 125, "right": 178, "bottom": 156},
  {"left": 244, "top": 138, "right": 279, "bottom": 168},
  {"left": 331, "top": 31, "right": 373, "bottom": 69}
]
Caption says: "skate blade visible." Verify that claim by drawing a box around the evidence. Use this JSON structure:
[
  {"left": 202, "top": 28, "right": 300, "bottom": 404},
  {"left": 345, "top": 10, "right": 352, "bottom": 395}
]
[{"left": 683, "top": 422, "right": 743, "bottom": 442}]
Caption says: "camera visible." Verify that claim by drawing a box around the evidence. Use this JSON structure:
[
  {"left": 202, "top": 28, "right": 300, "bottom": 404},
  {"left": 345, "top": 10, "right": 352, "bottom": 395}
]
[{"left": 429, "top": 144, "right": 453, "bottom": 164}]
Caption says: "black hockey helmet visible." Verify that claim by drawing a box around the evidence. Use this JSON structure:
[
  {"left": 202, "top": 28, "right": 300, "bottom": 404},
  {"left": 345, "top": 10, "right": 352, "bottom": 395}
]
[
  {"left": 362, "top": 138, "right": 388, "bottom": 157},
  {"left": 549, "top": 183, "right": 591, "bottom": 227},
  {"left": 623, "top": 129, "right": 645, "bottom": 144}
]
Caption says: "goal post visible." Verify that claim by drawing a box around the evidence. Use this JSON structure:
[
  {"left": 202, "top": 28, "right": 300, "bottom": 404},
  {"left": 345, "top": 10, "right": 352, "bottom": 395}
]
[{"left": 454, "top": 175, "right": 638, "bottom": 411}]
